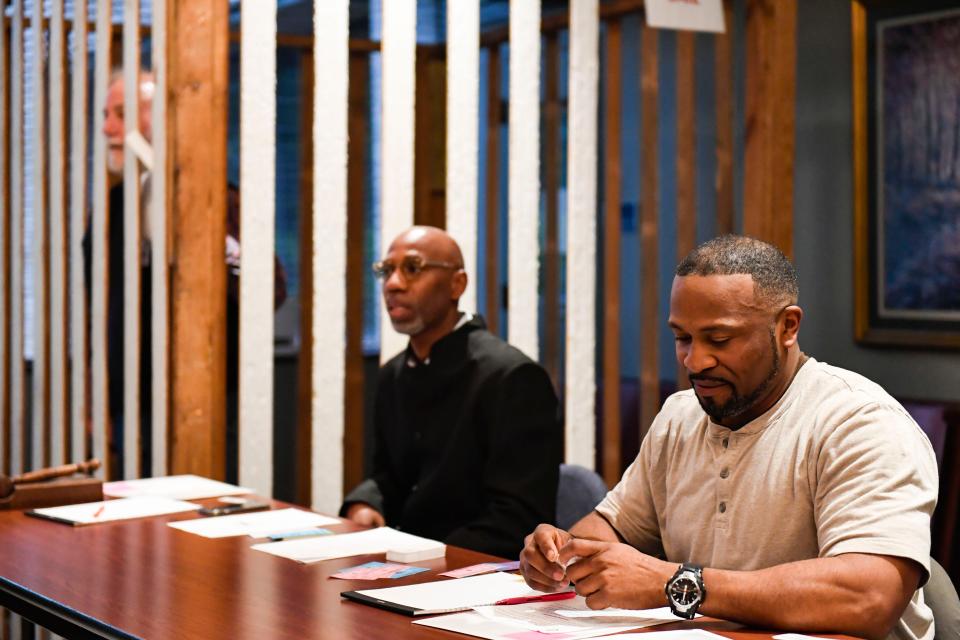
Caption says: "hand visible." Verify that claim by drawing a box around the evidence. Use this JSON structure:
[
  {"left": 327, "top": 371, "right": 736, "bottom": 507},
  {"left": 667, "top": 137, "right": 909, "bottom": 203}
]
[
  {"left": 345, "top": 503, "right": 385, "bottom": 528},
  {"left": 520, "top": 524, "right": 575, "bottom": 592},
  {"left": 559, "top": 538, "right": 676, "bottom": 610}
]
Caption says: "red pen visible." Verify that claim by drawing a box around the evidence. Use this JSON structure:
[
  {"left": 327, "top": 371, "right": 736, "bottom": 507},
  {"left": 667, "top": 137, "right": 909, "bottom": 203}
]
[
  {"left": 495, "top": 591, "right": 576, "bottom": 606},
  {"left": 92, "top": 505, "right": 106, "bottom": 518}
]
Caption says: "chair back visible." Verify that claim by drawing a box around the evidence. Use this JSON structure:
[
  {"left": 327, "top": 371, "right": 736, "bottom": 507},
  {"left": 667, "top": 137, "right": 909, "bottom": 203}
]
[
  {"left": 556, "top": 464, "right": 608, "bottom": 530},
  {"left": 926, "top": 556, "right": 960, "bottom": 640}
]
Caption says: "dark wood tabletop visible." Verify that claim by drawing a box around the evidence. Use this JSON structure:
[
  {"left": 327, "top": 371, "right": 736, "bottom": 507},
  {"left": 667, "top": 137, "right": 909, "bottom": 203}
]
[{"left": 0, "top": 499, "right": 826, "bottom": 640}]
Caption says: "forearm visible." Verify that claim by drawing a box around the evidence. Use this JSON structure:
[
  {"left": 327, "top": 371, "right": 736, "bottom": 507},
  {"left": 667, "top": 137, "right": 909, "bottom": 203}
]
[
  {"left": 700, "top": 554, "right": 919, "bottom": 640},
  {"left": 569, "top": 512, "right": 622, "bottom": 543}
]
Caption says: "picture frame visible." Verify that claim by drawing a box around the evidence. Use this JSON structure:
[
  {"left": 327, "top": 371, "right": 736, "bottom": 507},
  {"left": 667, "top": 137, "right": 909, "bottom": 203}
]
[{"left": 852, "top": 0, "right": 960, "bottom": 348}]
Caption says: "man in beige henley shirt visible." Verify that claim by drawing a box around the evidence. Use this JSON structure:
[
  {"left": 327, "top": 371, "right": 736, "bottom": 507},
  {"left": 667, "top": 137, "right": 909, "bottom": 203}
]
[{"left": 520, "top": 235, "right": 938, "bottom": 640}]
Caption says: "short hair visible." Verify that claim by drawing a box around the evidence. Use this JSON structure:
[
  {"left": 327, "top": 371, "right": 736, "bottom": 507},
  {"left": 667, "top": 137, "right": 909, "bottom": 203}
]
[{"left": 675, "top": 235, "right": 799, "bottom": 308}]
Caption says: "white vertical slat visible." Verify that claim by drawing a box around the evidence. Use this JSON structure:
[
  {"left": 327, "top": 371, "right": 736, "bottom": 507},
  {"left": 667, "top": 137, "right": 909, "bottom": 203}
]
[
  {"left": 91, "top": 0, "right": 112, "bottom": 477},
  {"left": 123, "top": 0, "right": 142, "bottom": 479},
  {"left": 49, "top": 0, "right": 67, "bottom": 466},
  {"left": 507, "top": 0, "right": 541, "bottom": 360},
  {"left": 31, "top": 0, "right": 49, "bottom": 472},
  {"left": 0, "top": 0, "right": 8, "bottom": 475},
  {"left": 69, "top": 0, "right": 89, "bottom": 464},
  {"left": 239, "top": 0, "right": 277, "bottom": 497},
  {"left": 564, "top": 0, "right": 599, "bottom": 466},
  {"left": 311, "top": 0, "right": 348, "bottom": 513},
  {"left": 9, "top": 0, "right": 24, "bottom": 481},
  {"left": 379, "top": 0, "right": 416, "bottom": 363},
  {"left": 151, "top": 0, "right": 168, "bottom": 476},
  {"left": 445, "top": 0, "right": 479, "bottom": 312}
]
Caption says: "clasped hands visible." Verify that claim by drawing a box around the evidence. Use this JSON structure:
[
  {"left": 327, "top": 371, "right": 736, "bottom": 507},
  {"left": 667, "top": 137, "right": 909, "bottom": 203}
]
[{"left": 519, "top": 523, "right": 676, "bottom": 611}]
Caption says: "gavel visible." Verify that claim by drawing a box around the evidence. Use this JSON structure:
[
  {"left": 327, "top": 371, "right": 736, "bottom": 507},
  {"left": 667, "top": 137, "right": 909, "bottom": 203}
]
[{"left": 0, "top": 458, "right": 101, "bottom": 499}]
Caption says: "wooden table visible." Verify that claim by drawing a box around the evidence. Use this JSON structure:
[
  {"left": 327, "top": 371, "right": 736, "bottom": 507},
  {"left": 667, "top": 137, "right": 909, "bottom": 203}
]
[{"left": 0, "top": 501, "right": 806, "bottom": 640}]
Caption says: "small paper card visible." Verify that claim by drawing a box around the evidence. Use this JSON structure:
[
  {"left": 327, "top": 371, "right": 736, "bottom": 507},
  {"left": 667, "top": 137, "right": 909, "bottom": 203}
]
[
  {"left": 645, "top": 0, "right": 725, "bottom": 34},
  {"left": 331, "top": 561, "right": 429, "bottom": 580},
  {"left": 441, "top": 560, "right": 521, "bottom": 578}
]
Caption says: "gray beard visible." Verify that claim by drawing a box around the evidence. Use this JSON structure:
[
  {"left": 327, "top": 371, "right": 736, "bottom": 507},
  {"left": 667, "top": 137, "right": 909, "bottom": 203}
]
[{"left": 390, "top": 316, "right": 425, "bottom": 336}]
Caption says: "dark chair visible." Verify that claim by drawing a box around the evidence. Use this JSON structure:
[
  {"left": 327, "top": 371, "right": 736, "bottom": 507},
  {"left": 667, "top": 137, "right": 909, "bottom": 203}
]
[
  {"left": 926, "top": 557, "right": 960, "bottom": 640},
  {"left": 556, "top": 464, "right": 608, "bottom": 530}
]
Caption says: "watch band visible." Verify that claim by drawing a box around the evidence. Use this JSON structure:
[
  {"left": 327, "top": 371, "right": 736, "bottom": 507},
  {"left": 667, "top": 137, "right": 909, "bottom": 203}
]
[{"left": 665, "top": 562, "right": 706, "bottom": 620}]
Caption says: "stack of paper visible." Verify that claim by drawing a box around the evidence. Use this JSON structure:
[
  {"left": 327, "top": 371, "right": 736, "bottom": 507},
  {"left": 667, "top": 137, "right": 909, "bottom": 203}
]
[
  {"left": 103, "top": 475, "right": 252, "bottom": 500},
  {"left": 167, "top": 508, "right": 340, "bottom": 538},
  {"left": 252, "top": 526, "right": 445, "bottom": 564},
  {"left": 28, "top": 497, "right": 201, "bottom": 526},
  {"left": 343, "top": 572, "right": 537, "bottom": 615}
]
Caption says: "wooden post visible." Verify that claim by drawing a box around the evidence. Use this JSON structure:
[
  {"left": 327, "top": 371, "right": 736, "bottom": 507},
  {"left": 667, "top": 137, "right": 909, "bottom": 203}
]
[
  {"left": 714, "top": 0, "right": 735, "bottom": 236},
  {"left": 295, "top": 49, "right": 313, "bottom": 506},
  {"left": 483, "top": 46, "right": 502, "bottom": 336},
  {"left": 543, "top": 34, "right": 561, "bottom": 390},
  {"left": 675, "top": 30, "right": 695, "bottom": 392},
  {"left": 743, "top": 0, "right": 796, "bottom": 258},
  {"left": 639, "top": 24, "right": 659, "bottom": 441},
  {"left": 167, "top": 0, "right": 228, "bottom": 478}
]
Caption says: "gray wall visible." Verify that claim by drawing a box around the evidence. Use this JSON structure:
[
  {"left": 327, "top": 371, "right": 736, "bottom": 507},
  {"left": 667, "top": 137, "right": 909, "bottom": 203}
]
[{"left": 794, "top": 0, "right": 959, "bottom": 403}]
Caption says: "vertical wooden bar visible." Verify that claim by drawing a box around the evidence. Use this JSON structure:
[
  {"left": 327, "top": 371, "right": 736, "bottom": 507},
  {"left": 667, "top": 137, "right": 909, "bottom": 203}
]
[
  {"left": 675, "top": 30, "right": 695, "bottom": 392},
  {"left": 168, "top": 0, "right": 228, "bottom": 479},
  {"left": 9, "top": 0, "right": 24, "bottom": 479},
  {"left": 32, "top": 0, "right": 50, "bottom": 471},
  {"left": 344, "top": 52, "right": 369, "bottom": 498},
  {"left": 483, "top": 46, "right": 501, "bottom": 335},
  {"left": 123, "top": 0, "right": 142, "bottom": 480},
  {"left": 0, "top": 8, "right": 9, "bottom": 476},
  {"left": 639, "top": 24, "right": 659, "bottom": 441},
  {"left": 295, "top": 49, "right": 313, "bottom": 506},
  {"left": 543, "top": 34, "right": 561, "bottom": 389},
  {"left": 151, "top": 0, "right": 170, "bottom": 476},
  {"left": 743, "top": 0, "right": 796, "bottom": 258},
  {"left": 379, "top": 0, "right": 417, "bottom": 363},
  {"left": 91, "top": 0, "right": 112, "bottom": 478},
  {"left": 446, "top": 0, "right": 480, "bottom": 312},
  {"left": 601, "top": 19, "right": 621, "bottom": 485},
  {"left": 412, "top": 50, "right": 445, "bottom": 229},
  {"left": 565, "top": 0, "right": 599, "bottom": 468},
  {"left": 239, "top": 0, "right": 277, "bottom": 497},
  {"left": 311, "top": 0, "right": 348, "bottom": 512},
  {"left": 69, "top": 0, "right": 89, "bottom": 466},
  {"left": 507, "top": 0, "right": 541, "bottom": 360},
  {"left": 48, "top": 0, "right": 68, "bottom": 466},
  {"left": 714, "top": 0, "right": 734, "bottom": 236}
]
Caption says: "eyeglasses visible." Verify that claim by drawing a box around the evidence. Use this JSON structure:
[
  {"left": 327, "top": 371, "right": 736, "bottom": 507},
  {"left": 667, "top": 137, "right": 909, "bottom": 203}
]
[{"left": 371, "top": 255, "right": 461, "bottom": 281}]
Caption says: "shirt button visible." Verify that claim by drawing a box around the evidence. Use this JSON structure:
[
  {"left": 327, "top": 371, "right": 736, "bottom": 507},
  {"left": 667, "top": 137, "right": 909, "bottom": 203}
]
[
  {"left": 722, "top": 438, "right": 729, "bottom": 449},
  {"left": 719, "top": 468, "right": 729, "bottom": 479},
  {"left": 719, "top": 502, "right": 727, "bottom": 513}
]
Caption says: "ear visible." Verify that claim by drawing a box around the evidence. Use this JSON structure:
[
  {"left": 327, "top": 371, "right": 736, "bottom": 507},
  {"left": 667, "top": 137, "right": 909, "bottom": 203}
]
[
  {"left": 450, "top": 269, "right": 468, "bottom": 301},
  {"left": 779, "top": 305, "right": 803, "bottom": 347}
]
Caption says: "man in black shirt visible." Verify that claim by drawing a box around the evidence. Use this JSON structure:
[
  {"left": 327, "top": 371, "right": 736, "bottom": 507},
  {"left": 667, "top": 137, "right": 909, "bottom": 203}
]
[{"left": 341, "top": 226, "right": 562, "bottom": 558}]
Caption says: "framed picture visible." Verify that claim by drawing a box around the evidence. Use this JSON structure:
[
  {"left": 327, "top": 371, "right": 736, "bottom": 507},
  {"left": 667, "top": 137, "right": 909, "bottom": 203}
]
[{"left": 853, "top": 0, "right": 960, "bottom": 348}]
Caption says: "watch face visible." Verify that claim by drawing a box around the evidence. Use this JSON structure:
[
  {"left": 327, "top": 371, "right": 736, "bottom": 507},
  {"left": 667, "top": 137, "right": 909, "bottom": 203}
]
[{"left": 669, "top": 576, "right": 701, "bottom": 606}]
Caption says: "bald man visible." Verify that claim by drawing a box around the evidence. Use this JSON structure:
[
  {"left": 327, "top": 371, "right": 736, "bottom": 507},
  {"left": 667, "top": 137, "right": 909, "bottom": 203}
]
[{"left": 341, "top": 227, "right": 562, "bottom": 558}]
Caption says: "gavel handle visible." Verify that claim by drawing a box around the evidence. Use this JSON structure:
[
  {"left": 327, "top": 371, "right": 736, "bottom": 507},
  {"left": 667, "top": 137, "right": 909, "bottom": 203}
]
[{"left": 11, "top": 459, "right": 101, "bottom": 485}]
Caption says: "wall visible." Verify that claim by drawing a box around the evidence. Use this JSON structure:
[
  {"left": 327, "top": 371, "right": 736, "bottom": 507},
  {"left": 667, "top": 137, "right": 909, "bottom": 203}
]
[{"left": 794, "top": 0, "right": 960, "bottom": 403}]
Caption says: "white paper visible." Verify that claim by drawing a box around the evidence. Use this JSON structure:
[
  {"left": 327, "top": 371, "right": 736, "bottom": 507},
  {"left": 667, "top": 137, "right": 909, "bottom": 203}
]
[
  {"left": 773, "top": 634, "right": 830, "bottom": 640},
  {"left": 645, "top": 0, "right": 725, "bottom": 33},
  {"left": 415, "top": 609, "right": 639, "bottom": 640},
  {"left": 167, "top": 508, "right": 339, "bottom": 538},
  {"left": 104, "top": 475, "right": 253, "bottom": 500},
  {"left": 472, "top": 597, "right": 677, "bottom": 634},
  {"left": 614, "top": 631, "right": 730, "bottom": 640},
  {"left": 555, "top": 606, "right": 685, "bottom": 620},
  {"left": 31, "top": 497, "right": 200, "bottom": 525},
  {"left": 353, "top": 572, "right": 535, "bottom": 612},
  {"left": 252, "top": 526, "right": 444, "bottom": 564}
]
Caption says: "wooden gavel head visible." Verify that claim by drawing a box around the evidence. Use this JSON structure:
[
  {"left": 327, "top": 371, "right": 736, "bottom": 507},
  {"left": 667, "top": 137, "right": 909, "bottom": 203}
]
[{"left": 0, "top": 458, "right": 101, "bottom": 500}]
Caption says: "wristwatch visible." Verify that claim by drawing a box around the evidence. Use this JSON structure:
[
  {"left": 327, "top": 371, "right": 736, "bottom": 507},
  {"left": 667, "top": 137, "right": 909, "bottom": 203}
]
[{"left": 665, "top": 563, "right": 706, "bottom": 619}]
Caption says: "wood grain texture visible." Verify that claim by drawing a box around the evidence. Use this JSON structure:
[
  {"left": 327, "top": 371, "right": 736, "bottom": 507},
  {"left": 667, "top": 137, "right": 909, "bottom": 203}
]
[
  {"left": 543, "top": 34, "right": 561, "bottom": 390},
  {"left": 413, "top": 49, "right": 446, "bottom": 230},
  {"left": 639, "top": 24, "right": 660, "bottom": 442},
  {"left": 602, "top": 20, "right": 622, "bottom": 486},
  {"left": 714, "top": 0, "right": 735, "bottom": 236},
  {"left": 0, "top": 16, "right": 9, "bottom": 477},
  {"left": 168, "top": 0, "right": 228, "bottom": 479},
  {"left": 675, "top": 30, "right": 695, "bottom": 393},
  {"left": 483, "top": 46, "right": 502, "bottom": 336},
  {"left": 743, "top": 0, "right": 796, "bottom": 258},
  {"left": 296, "top": 50, "right": 314, "bottom": 507},
  {"left": 9, "top": 0, "right": 24, "bottom": 477}
]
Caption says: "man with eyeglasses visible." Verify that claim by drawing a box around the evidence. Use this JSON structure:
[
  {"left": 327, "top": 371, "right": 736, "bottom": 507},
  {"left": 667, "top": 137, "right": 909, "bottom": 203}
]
[{"left": 340, "top": 226, "right": 562, "bottom": 558}]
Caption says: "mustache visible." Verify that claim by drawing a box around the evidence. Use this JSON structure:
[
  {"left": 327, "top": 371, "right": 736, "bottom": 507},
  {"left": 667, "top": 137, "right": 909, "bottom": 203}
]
[{"left": 689, "top": 374, "right": 731, "bottom": 385}]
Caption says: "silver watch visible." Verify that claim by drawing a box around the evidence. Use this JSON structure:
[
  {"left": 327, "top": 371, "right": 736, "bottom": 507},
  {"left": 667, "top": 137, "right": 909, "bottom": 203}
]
[{"left": 665, "top": 563, "right": 706, "bottom": 619}]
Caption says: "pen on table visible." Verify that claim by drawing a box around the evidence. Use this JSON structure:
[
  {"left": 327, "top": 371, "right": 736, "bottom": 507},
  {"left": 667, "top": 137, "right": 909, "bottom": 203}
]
[
  {"left": 495, "top": 591, "right": 576, "bottom": 606},
  {"left": 92, "top": 504, "right": 106, "bottom": 518}
]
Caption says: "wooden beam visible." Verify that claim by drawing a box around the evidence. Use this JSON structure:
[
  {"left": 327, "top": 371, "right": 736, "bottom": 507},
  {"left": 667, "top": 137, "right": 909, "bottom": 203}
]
[
  {"left": 344, "top": 53, "right": 369, "bottom": 498},
  {"left": 601, "top": 20, "right": 622, "bottom": 486},
  {"left": 0, "top": 18, "right": 9, "bottom": 476},
  {"left": 639, "top": 24, "right": 659, "bottom": 441},
  {"left": 295, "top": 49, "right": 313, "bottom": 507},
  {"left": 714, "top": 0, "right": 735, "bottom": 235},
  {"left": 543, "top": 34, "right": 561, "bottom": 389},
  {"left": 413, "top": 47, "right": 446, "bottom": 229},
  {"left": 675, "top": 31, "right": 695, "bottom": 392},
  {"left": 483, "top": 46, "right": 502, "bottom": 336},
  {"left": 480, "top": 0, "right": 645, "bottom": 48},
  {"left": 743, "top": 0, "right": 796, "bottom": 258},
  {"left": 168, "top": 0, "right": 228, "bottom": 479}
]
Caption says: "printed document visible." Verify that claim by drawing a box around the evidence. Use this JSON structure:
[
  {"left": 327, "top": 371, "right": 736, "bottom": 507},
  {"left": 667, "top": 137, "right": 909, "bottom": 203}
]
[
  {"left": 252, "top": 526, "right": 444, "bottom": 564},
  {"left": 104, "top": 475, "right": 252, "bottom": 500},
  {"left": 29, "top": 497, "right": 200, "bottom": 526},
  {"left": 167, "top": 508, "right": 339, "bottom": 538}
]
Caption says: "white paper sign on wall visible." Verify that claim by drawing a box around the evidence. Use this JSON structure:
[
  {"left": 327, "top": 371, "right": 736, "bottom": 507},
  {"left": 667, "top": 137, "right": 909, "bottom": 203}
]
[{"left": 645, "top": 0, "right": 726, "bottom": 33}]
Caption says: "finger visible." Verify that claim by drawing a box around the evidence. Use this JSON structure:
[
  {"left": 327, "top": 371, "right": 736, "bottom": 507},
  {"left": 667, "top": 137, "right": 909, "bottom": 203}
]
[
  {"left": 521, "top": 571, "right": 570, "bottom": 593},
  {"left": 564, "top": 556, "right": 597, "bottom": 585},
  {"left": 520, "top": 553, "right": 571, "bottom": 590},
  {"left": 584, "top": 590, "right": 609, "bottom": 611},
  {"left": 532, "top": 524, "right": 564, "bottom": 563},
  {"left": 372, "top": 512, "right": 385, "bottom": 527},
  {"left": 558, "top": 538, "right": 606, "bottom": 565}
]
